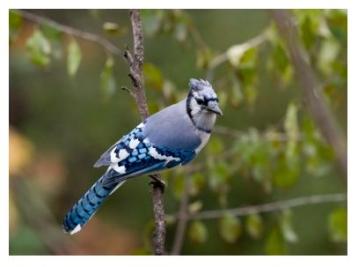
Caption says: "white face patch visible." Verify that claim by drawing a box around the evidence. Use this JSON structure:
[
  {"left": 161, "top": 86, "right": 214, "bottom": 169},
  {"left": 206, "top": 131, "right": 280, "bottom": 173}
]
[
  {"left": 192, "top": 91, "right": 200, "bottom": 99},
  {"left": 110, "top": 148, "right": 129, "bottom": 163},
  {"left": 129, "top": 138, "right": 140, "bottom": 149},
  {"left": 111, "top": 164, "right": 126, "bottom": 174},
  {"left": 69, "top": 224, "right": 82, "bottom": 235},
  {"left": 148, "top": 147, "right": 180, "bottom": 164},
  {"left": 190, "top": 97, "right": 201, "bottom": 116}
]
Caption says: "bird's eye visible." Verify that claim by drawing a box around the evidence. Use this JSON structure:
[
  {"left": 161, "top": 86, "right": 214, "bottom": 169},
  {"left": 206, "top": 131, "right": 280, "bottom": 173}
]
[{"left": 196, "top": 98, "right": 205, "bottom": 105}]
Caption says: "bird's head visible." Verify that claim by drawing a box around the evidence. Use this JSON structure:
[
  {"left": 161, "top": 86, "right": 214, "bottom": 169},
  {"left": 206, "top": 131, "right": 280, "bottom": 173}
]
[
  {"left": 186, "top": 78, "right": 222, "bottom": 133},
  {"left": 187, "top": 78, "right": 223, "bottom": 117}
]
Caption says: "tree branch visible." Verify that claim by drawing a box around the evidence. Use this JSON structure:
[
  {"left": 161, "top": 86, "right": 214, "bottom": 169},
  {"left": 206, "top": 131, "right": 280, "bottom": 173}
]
[
  {"left": 170, "top": 193, "right": 346, "bottom": 221},
  {"left": 271, "top": 10, "right": 347, "bottom": 179},
  {"left": 126, "top": 9, "right": 166, "bottom": 256},
  {"left": 15, "top": 10, "right": 123, "bottom": 57}
]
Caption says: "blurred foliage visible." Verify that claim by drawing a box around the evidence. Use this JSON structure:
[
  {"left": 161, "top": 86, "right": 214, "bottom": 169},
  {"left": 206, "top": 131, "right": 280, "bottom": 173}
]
[
  {"left": 67, "top": 39, "right": 82, "bottom": 77},
  {"left": 9, "top": 9, "right": 346, "bottom": 255}
]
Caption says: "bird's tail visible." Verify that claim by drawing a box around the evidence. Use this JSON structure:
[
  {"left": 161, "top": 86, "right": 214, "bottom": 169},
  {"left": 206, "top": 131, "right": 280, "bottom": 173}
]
[{"left": 63, "top": 172, "right": 125, "bottom": 235}]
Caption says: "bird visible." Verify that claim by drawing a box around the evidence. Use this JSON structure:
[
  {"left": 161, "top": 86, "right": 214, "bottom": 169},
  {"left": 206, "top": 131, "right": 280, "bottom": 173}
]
[{"left": 63, "top": 78, "right": 223, "bottom": 234}]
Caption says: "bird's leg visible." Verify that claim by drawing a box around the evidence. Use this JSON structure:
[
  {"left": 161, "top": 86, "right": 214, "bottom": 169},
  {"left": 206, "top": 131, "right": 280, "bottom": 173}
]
[{"left": 149, "top": 174, "right": 166, "bottom": 193}]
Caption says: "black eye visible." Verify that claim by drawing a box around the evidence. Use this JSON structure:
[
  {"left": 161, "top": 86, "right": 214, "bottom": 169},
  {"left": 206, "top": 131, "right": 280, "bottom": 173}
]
[{"left": 196, "top": 98, "right": 205, "bottom": 105}]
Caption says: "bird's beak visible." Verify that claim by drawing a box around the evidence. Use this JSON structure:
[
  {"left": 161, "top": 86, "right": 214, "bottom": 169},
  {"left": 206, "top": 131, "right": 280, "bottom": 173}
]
[{"left": 207, "top": 102, "right": 223, "bottom": 116}]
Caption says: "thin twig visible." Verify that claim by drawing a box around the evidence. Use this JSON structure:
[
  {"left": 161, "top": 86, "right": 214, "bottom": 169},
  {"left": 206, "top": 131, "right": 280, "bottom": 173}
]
[
  {"left": 185, "top": 193, "right": 346, "bottom": 220},
  {"left": 271, "top": 10, "right": 347, "bottom": 179},
  {"left": 127, "top": 9, "right": 166, "bottom": 256},
  {"left": 15, "top": 10, "right": 123, "bottom": 57},
  {"left": 171, "top": 177, "right": 190, "bottom": 255}
]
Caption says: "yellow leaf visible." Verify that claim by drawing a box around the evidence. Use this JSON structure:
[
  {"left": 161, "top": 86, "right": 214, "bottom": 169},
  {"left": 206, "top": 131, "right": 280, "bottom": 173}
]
[{"left": 9, "top": 127, "right": 34, "bottom": 176}]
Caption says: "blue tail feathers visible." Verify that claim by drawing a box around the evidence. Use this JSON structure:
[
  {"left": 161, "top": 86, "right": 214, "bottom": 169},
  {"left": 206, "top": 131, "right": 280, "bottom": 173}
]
[{"left": 63, "top": 175, "right": 123, "bottom": 234}]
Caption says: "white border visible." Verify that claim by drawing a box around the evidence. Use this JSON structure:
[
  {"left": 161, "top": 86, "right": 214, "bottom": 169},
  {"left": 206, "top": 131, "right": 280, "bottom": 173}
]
[
  {"left": 6, "top": 0, "right": 352, "bottom": 9},
  {"left": 2, "top": 1, "right": 356, "bottom": 267},
  {"left": 1, "top": 1, "right": 9, "bottom": 260}
]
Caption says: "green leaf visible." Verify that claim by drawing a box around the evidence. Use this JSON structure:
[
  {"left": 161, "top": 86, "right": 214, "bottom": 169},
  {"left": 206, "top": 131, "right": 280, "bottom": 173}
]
[
  {"left": 273, "top": 158, "right": 300, "bottom": 188},
  {"left": 9, "top": 10, "right": 22, "bottom": 32},
  {"left": 67, "top": 39, "right": 82, "bottom": 77},
  {"left": 141, "top": 10, "right": 163, "bottom": 36},
  {"left": 208, "top": 161, "right": 231, "bottom": 193},
  {"left": 40, "top": 24, "right": 61, "bottom": 41},
  {"left": 240, "top": 47, "right": 257, "bottom": 67},
  {"left": 103, "top": 22, "right": 119, "bottom": 34},
  {"left": 188, "top": 201, "right": 203, "bottom": 214},
  {"left": 188, "top": 220, "right": 208, "bottom": 243},
  {"left": 265, "top": 227, "right": 286, "bottom": 255},
  {"left": 318, "top": 38, "right": 340, "bottom": 76},
  {"left": 299, "top": 13, "right": 319, "bottom": 51},
  {"left": 269, "top": 41, "right": 292, "bottom": 86},
  {"left": 227, "top": 44, "right": 256, "bottom": 68},
  {"left": 246, "top": 213, "right": 263, "bottom": 239},
  {"left": 328, "top": 207, "right": 347, "bottom": 242},
  {"left": 280, "top": 209, "right": 298, "bottom": 243},
  {"left": 102, "top": 22, "right": 128, "bottom": 36},
  {"left": 26, "top": 29, "right": 51, "bottom": 67},
  {"left": 196, "top": 47, "right": 212, "bottom": 69},
  {"left": 284, "top": 102, "right": 299, "bottom": 159},
  {"left": 174, "top": 23, "right": 188, "bottom": 42},
  {"left": 9, "top": 10, "right": 23, "bottom": 43},
  {"left": 219, "top": 213, "right": 241, "bottom": 243},
  {"left": 326, "top": 10, "right": 347, "bottom": 42},
  {"left": 143, "top": 63, "right": 164, "bottom": 91},
  {"left": 100, "top": 57, "right": 116, "bottom": 95}
]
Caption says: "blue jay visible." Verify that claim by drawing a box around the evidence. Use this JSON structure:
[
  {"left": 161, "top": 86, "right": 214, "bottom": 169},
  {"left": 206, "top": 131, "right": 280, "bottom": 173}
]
[{"left": 63, "top": 78, "right": 222, "bottom": 234}]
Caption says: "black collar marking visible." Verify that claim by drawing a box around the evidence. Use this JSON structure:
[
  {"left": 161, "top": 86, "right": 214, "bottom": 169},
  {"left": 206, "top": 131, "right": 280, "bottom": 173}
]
[{"left": 186, "top": 93, "right": 212, "bottom": 134}]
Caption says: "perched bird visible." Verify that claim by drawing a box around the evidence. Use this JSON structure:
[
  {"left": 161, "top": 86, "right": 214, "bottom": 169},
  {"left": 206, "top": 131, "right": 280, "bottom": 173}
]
[{"left": 63, "top": 78, "right": 223, "bottom": 234}]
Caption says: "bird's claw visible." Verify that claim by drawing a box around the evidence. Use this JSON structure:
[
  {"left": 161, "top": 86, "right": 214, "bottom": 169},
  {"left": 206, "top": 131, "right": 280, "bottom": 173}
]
[{"left": 149, "top": 175, "right": 166, "bottom": 193}]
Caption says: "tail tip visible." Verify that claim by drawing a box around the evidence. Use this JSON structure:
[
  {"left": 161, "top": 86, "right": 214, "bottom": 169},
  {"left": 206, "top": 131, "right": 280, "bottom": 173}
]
[{"left": 63, "top": 223, "right": 82, "bottom": 235}]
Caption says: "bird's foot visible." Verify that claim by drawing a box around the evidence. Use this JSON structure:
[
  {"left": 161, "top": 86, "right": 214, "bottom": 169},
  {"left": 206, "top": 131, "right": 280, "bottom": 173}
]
[{"left": 149, "top": 175, "right": 166, "bottom": 193}]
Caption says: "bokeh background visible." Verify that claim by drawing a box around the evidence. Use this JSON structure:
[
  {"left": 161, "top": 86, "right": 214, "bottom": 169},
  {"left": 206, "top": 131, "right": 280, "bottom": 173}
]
[{"left": 9, "top": 9, "right": 347, "bottom": 255}]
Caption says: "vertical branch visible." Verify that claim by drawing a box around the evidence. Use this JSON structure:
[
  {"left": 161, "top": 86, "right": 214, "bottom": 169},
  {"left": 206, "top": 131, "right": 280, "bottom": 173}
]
[
  {"left": 126, "top": 10, "right": 148, "bottom": 119},
  {"left": 271, "top": 10, "right": 347, "bottom": 179},
  {"left": 125, "top": 9, "right": 166, "bottom": 255}
]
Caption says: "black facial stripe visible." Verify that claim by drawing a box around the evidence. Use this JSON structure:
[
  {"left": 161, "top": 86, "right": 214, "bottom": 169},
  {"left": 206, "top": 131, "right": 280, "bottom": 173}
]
[
  {"left": 186, "top": 93, "right": 194, "bottom": 121},
  {"left": 206, "top": 97, "right": 218, "bottom": 102},
  {"left": 195, "top": 98, "right": 205, "bottom": 105},
  {"left": 194, "top": 96, "right": 218, "bottom": 106}
]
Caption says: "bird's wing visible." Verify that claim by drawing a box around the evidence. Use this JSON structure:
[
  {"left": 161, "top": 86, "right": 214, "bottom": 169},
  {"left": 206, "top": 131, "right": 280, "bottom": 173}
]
[
  {"left": 94, "top": 121, "right": 197, "bottom": 186},
  {"left": 93, "top": 122, "right": 146, "bottom": 168},
  {"left": 94, "top": 100, "right": 201, "bottom": 169}
]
